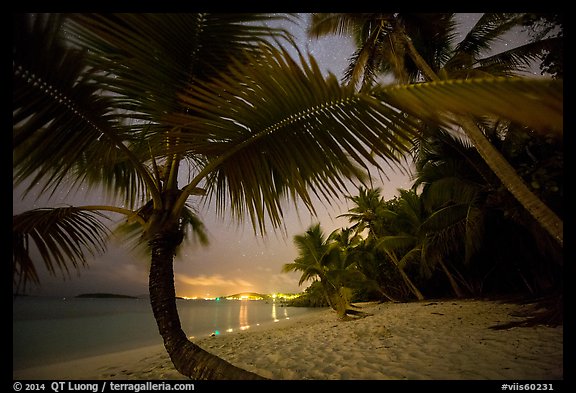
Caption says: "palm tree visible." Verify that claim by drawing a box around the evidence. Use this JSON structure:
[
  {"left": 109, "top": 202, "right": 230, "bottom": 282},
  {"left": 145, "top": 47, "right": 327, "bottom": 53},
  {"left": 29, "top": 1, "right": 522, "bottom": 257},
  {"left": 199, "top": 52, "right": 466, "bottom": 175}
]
[
  {"left": 380, "top": 188, "right": 478, "bottom": 298},
  {"left": 413, "top": 124, "right": 562, "bottom": 296},
  {"left": 340, "top": 187, "right": 425, "bottom": 300},
  {"left": 308, "top": 13, "right": 457, "bottom": 88},
  {"left": 282, "top": 224, "right": 350, "bottom": 318},
  {"left": 13, "top": 13, "right": 416, "bottom": 378},
  {"left": 411, "top": 129, "right": 490, "bottom": 295},
  {"left": 339, "top": 186, "right": 386, "bottom": 235},
  {"left": 327, "top": 227, "right": 386, "bottom": 306},
  {"left": 346, "top": 238, "right": 402, "bottom": 302},
  {"left": 308, "top": 12, "right": 564, "bottom": 248},
  {"left": 13, "top": 13, "right": 562, "bottom": 379}
]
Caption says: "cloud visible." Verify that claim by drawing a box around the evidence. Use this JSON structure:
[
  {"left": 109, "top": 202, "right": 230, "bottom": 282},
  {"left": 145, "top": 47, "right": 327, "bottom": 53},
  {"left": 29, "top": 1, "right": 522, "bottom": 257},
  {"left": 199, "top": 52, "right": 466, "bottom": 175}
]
[{"left": 176, "top": 273, "right": 253, "bottom": 288}]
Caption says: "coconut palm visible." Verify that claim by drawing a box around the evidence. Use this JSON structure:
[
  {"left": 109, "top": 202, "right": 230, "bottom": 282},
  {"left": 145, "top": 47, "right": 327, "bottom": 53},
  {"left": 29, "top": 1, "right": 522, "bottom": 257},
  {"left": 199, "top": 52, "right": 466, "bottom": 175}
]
[
  {"left": 284, "top": 225, "right": 374, "bottom": 318},
  {"left": 339, "top": 186, "right": 387, "bottom": 235},
  {"left": 308, "top": 13, "right": 457, "bottom": 88},
  {"left": 378, "top": 188, "right": 475, "bottom": 298},
  {"left": 413, "top": 124, "right": 562, "bottom": 295},
  {"left": 308, "top": 12, "right": 563, "bottom": 248},
  {"left": 309, "top": 13, "right": 560, "bottom": 87},
  {"left": 340, "top": 187, "right": 425, "bottom": 300},
  {"left": 13, "top": 13, "right": 417, "bottom": 378},
  {"left": 326, "top": 227, "right": 385, "bottom": 307},
  {"left": 13, "top": 13, "right": 562, "bottom": 379},
  {"left": 282, "top": 224, "right": 350, "bottom": 318}
]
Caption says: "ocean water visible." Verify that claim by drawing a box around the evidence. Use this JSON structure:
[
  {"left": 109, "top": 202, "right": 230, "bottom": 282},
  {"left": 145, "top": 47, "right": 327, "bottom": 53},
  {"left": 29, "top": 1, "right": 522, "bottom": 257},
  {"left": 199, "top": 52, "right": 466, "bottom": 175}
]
[{"left": 13, "top": 296, "right": 321, "bottom": 370}]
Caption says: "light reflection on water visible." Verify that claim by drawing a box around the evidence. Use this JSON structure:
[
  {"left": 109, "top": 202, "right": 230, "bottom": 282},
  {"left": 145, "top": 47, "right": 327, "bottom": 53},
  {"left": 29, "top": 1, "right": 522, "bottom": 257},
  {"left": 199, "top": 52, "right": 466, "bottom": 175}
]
[
  {"left": 239, "top": 300, "right": 249, "bottom": 330},
  {"left": 13, "top": 297, "right": 322, "bottom": 370},
  {"left": 177, "top": 298, "right": 315, "bottom": 337},
  {"left": 272, "top": 301, "right": 279, "bottom": 322},
  {"left": 271, "top": 301, "right": 290, "bottom": 323}
]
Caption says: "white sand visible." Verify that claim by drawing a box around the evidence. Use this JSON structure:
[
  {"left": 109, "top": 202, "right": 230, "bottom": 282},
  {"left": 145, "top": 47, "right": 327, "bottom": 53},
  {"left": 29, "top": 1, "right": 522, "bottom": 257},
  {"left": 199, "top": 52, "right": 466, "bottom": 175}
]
[{"left": 13, "top": 299, "right": 563, "bottom": 380}]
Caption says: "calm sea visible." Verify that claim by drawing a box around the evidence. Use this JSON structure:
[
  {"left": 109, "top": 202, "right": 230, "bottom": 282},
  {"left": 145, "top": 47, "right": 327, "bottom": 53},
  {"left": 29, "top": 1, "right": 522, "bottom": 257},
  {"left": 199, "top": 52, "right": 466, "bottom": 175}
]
[{"left": 13, "top": 296, "right": 321, "bottom": 370}]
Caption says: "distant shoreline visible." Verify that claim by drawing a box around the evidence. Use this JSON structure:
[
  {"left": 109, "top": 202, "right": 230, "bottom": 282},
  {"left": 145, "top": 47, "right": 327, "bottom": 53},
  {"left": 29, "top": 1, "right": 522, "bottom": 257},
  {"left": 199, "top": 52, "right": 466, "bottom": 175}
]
[
  {"left": 14, "top": 291, "right": 307, "bottom": 302},
  {"left": 75, "top": 293, "right": 138, "bottom": 299}
]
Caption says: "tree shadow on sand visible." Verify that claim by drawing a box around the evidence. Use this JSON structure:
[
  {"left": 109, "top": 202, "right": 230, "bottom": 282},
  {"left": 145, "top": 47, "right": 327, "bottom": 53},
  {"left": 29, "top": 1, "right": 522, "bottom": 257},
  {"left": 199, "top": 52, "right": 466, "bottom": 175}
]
[
  {"left": 488, "top": 293, "right": 563, "bottom": 330},
  {"left": 338, "top": 303, "right": 375, "bottom": 321}
]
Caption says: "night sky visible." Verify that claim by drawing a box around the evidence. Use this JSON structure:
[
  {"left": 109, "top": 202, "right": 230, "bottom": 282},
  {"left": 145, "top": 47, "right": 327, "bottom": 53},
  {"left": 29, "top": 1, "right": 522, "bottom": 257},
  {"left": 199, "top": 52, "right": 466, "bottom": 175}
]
[{"left": 13, "top": 13, "right": 535, "bottom": 298}]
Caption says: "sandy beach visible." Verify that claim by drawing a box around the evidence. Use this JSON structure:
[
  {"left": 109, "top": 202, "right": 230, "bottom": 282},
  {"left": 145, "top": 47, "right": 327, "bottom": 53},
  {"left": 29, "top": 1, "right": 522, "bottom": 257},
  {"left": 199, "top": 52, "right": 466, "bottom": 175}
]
[{"left": 13, "top": 299, "right": 563, "bottom": 380}]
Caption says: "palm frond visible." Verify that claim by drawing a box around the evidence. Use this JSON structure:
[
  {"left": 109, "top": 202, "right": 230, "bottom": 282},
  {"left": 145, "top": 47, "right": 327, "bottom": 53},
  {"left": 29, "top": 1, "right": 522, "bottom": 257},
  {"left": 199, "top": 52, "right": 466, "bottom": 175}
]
[
  {"left": 397, "top": 246, "right": 422, "bottom": 270},
  {"left": 444, "top": 13, "right": 527, "bottom": 76},
  {"left": 422, "top": 177, "right": 482, "bottom": 211},
  {"left": 422, "top": 203, "right": 473, "bottom": 232},
  {"left": 393, "top": 189, "right": 424, "bottom": 232},
  {"left": 282, "top": 260, "right": 322, "bottom": 286},
  {"left": 452, "top": 13, "right": 519, "bottom": 58},
  {"left": 180, "top": 205, "right": 210, "bottom": 247},
  {"left": 376, "top": 235, "right": 416, "bottom": 253},
  {"left": 13, "top": 207, "right": 110, "bottom": 292},
  {"left": 169, "top": 45, "right": 420, "bottom": 234},
  {"left": 472, "top": 37, "right": 561, "bottom": 76},
  {"left": 114, "top": 202, "right": 209, "bottom": 259},
  {"left": 13, "top": 14, "right": 148, "bottom": 207},
  {"left": 65, "top": 13, "right": 297, "bottom": 122},
  {"left": 376, "top": 77, "right": 562, "bottom": 135},
  {"left": 343, "top": 43, "right": 379, "bottom": 89},
  {"left": 307, "top": 13, "right": 364, "bottom": 38}
]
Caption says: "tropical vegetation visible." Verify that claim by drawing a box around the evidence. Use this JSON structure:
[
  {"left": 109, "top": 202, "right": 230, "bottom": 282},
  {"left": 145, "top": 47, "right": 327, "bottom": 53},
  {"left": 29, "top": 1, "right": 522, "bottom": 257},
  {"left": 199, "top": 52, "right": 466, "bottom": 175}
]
[
  {"left": 282, "top": 224, "right": 372, "bottom": 318},
  {"left": 287, "top": 12, "right": 562, "bottom": 323},
  {"left": 13, "top": 13, "right": 562, "bottom": 379}
]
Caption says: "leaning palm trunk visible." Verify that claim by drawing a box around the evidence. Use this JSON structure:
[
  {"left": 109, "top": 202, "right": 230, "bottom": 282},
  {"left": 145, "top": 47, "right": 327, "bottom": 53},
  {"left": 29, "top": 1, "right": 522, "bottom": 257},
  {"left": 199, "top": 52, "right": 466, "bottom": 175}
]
[
  {"left": 376, "top": 287, "right": 398, "bottom": 303},
  {"left": 322, "top": 281, "right": 348, "bottom": 318},
  {"left": 148, "top": 227, "right": 265, "bottom": 380},
  {"left": 395, "top": 263, "right": 425, "bottom": 301},
  {"left": 401, "top": 32, "right": 563, "bottom": 249},
  {"left": 453, "top": 115, "right": 563, "bottom": 250},
  {"left": 383, "top": 250, "right": 425, "bottom": 301},
  {"left": 437, "top": 258, "right": 465, "bottom": 298}
]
